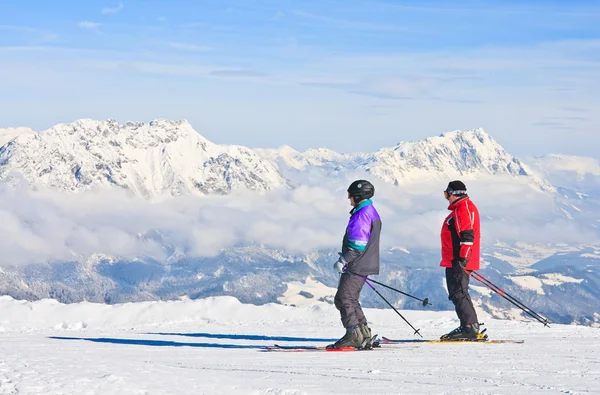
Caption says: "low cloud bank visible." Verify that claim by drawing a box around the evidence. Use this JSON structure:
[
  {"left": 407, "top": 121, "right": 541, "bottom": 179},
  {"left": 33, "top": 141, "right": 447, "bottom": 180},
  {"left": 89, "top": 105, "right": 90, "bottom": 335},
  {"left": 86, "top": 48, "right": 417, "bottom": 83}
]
[{"left": 1, "top": 175, "right": 597, "bottom": 266}]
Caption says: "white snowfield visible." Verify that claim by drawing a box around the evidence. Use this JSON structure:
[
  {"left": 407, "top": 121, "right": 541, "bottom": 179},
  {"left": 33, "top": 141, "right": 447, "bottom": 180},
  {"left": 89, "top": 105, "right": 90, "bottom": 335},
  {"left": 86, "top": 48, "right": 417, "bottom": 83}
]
[{"left": 1, "top": 296, "right": 598, "bottom": 395}]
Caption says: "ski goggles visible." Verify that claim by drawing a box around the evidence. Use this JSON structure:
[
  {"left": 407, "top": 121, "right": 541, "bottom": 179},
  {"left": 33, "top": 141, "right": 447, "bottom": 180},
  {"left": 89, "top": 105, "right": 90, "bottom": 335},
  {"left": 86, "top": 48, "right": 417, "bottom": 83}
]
[{"left": 444, "top": 187, "right": 467, "bottom": 199}]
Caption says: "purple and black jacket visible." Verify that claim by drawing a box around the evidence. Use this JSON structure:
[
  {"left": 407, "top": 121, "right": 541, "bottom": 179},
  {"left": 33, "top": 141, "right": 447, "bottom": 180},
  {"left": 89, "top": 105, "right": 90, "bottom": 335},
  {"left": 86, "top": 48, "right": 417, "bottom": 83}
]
[{"left": 340, "top": 199, "right": 382, "bottom": 275}]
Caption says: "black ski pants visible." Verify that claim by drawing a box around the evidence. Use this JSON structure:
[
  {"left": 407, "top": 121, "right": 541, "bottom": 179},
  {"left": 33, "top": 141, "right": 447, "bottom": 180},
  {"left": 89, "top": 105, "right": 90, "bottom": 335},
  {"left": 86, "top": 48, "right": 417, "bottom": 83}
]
[
  {"left": 446, "top": 267, "right": 479, "bottom": 327},
  {"left": 334, "top": 272, "right": 367, "bottom": 328}
]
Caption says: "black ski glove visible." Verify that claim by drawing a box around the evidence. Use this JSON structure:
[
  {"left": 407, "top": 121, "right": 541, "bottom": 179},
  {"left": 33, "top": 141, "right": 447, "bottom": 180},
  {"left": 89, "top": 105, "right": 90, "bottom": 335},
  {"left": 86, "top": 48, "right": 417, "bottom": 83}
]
[{"left": 454, "top": 257, "right": 469, "bottom": 270}]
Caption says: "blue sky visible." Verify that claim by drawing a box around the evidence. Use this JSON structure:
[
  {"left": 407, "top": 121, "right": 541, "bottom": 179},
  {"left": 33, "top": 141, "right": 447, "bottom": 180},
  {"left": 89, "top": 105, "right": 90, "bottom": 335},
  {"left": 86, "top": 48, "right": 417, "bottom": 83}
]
[{"left": 0, "top": 0, "right": 599, "bottom": 157}]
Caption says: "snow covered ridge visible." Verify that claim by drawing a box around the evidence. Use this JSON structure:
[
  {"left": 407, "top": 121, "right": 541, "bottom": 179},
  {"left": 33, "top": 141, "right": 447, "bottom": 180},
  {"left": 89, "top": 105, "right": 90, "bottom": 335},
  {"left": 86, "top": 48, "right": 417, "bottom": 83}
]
[
  {"left": 257, "top": 127, "right": 554, "bottom": 193},
  {"left": 0, "top": 119, "right": 288, "bottom": 199},
  {"left": 0, "top": 294, "right": 295, "bottom": 333},
  {"left": 0, "top": 292, "right": 587, "bottom": 334},
  {"left": 1, "top": 121, "right": 554, "bottom": 198},
  {"left": 0, "top": 126, "right": 35, "bottom": 147}
]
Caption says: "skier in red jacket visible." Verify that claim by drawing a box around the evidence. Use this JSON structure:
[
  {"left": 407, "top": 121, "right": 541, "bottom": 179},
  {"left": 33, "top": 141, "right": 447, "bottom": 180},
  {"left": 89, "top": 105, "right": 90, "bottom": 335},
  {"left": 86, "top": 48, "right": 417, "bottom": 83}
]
[{"left": 439, "top": 180, "right": 481, "bottom": 340}]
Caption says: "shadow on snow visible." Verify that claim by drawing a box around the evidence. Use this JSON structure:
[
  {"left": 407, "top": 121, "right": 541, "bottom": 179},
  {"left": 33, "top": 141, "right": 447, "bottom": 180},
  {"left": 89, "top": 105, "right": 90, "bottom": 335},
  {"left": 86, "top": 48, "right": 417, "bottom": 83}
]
[
  {"left": 49, "top": 336, "right": 269, "bottom": 349},
  {"left": 49, "top": 332, "right": 340, "bottom": 350},
  {"left": 144, "top": 332, "right": 338, "bottom": 342}
]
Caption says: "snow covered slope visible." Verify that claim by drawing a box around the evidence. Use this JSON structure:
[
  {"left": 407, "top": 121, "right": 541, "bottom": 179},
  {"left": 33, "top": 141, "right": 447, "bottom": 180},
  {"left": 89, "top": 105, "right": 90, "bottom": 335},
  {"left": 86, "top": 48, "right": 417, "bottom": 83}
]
[
  {"left": 0, "top": 127, "right": 35, "bottom": 147},
  {"left": 366, "top": 128, "right": 551, "bottom": 190},
  {"left": 259, "top": 128, "right": 553, "bottom": 192},
  {"left": 0, "top": 295, "right": 598, "bottom": 394},
  {"left": 0, "top": 119, "right": 287, "bottom": 199}
]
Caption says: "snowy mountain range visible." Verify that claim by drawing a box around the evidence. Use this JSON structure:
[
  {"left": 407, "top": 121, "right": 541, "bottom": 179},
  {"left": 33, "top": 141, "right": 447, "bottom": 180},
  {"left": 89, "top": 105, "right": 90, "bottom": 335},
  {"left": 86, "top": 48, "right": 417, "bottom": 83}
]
[
  {"left": 0, "top": 119, "right": 287, "bottom": 199},
  {"left": 1, "top": 120, "right": 552, "bottom": 198},
  {"left": 258, "top": 128, "right": 553, "bottom": 193},
  {"left": 1, "top": 119, "right": 599, "bottom": 327},
  {"left": 0, "top": 244, "right": 598, "bottom": 326}
]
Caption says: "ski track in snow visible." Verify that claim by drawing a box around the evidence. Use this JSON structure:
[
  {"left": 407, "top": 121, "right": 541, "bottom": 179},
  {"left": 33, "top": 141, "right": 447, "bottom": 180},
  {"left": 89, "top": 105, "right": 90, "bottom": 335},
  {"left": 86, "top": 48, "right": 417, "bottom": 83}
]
[{"left": 0, "top": 297, "right": 599, "bottom": 394}]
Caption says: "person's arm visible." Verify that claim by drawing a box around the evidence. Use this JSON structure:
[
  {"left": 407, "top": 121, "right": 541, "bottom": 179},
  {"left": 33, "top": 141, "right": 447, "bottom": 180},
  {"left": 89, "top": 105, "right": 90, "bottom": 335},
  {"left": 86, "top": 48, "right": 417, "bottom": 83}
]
[{"left": 454, "top": 204, "right": 475, "bottom": 265}]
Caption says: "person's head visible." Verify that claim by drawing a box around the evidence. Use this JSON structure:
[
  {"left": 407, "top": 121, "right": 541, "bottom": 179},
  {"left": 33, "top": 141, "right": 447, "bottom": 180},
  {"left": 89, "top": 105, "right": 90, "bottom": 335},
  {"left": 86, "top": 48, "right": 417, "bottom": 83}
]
[
  {"left": 347, "top": 180, "right": 375, "bottom": 207},
  {"left": 444, "top": 180, "right": 468, "bottom": 203}
]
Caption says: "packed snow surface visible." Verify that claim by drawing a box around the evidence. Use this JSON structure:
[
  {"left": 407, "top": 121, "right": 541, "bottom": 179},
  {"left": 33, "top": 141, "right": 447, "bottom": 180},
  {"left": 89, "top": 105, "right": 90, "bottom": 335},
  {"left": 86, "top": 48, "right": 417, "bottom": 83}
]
[{"left": 0, "top": 295, "right": 598, "bottom": 394}]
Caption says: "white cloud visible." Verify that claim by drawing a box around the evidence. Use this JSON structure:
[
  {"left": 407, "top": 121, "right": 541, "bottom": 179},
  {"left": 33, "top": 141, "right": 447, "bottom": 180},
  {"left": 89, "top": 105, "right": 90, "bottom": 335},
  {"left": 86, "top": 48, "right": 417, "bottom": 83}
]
[
  {"left": 168, "top": 42, "right": 213, "bottom": 52},
  {"left": 1, "top": 174, "right": 598, "bottom": 267},
  {"left": 77, "top": 21, "right": 102, "bottom": 33},
  {"left": 533, "top": 155, "right": 600, "bottom": 177},
  {"left": 101, "top": 3, "right": 124, "bottom": 15}
]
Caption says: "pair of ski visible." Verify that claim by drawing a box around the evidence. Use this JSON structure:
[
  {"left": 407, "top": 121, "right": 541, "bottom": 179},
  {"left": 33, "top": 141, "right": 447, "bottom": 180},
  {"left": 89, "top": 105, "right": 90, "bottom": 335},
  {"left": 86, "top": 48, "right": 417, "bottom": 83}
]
[
  {"left": 262, "top": 335, "right": 379, "bottom": 353},
  {"left": 380, "top": 335, "right": 524, "bottom": 345},
  {"left": 262, "top": 334, "right": 524, "bottom": 352}
]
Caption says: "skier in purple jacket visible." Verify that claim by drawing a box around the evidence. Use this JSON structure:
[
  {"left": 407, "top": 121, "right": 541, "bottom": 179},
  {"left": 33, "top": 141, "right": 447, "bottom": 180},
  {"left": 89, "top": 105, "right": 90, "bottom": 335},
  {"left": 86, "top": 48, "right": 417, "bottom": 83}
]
[{"left": 327, "top": 180, "right": 382, "bottom": 350}]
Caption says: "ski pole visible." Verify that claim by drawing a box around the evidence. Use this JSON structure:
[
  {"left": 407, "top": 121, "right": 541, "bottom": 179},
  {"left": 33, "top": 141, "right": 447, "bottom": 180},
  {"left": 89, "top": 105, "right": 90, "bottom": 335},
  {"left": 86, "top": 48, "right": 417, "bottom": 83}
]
[
  {"left": 347, "top": 270, "right": 431, "bottom": 307},
  {"left": 469, "top": 270, "right": 550, "bottom": 327},
  {"left": 475, "top": 274, "right": 550, "bottom": 327},
  {"left": 470, "top": 271, "right": 548, "bottom": 326},
  {"left": 470, "top": 271, "right": 549, "bottom": 326},
  {"left": 364, "top": 278, "right": 423, "bottom": 337}
]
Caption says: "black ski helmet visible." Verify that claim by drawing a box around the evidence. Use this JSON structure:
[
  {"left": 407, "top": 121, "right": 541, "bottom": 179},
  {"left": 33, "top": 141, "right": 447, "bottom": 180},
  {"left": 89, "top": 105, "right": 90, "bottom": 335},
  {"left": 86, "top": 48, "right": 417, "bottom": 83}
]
[
  {"left": 444, "top": 180, "right": 467, "bottom": 197},
  {"left": 347, "top": 180, "right": 375, "bottom": 202}
]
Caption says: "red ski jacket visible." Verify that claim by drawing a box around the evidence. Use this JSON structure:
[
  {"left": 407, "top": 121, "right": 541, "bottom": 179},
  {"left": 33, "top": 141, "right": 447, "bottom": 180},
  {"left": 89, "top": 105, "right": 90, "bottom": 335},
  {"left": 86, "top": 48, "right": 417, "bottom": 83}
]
[{"left": 440, "top": 196, "right": 480, "bottom": 271}]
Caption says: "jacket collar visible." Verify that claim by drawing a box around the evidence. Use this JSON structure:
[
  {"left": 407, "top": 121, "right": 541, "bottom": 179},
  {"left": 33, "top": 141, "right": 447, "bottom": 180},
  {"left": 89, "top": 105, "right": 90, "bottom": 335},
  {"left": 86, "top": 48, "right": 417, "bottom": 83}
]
[
  {"left": 447, "top": 195, "right": 469, "bottom": 210},
  {"left": 351, "top": 199, "right": 372, "bottom": 215}
]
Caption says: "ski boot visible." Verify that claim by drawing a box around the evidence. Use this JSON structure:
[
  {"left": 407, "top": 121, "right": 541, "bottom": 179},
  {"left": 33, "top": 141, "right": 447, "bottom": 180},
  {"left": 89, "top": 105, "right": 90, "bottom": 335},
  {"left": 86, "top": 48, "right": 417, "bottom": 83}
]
[
  {"left": 326, "top": 326, "right": 364, "bottom": 349},
  {"left": 358, "top": 323, "right": 378, "bottom": 349},
  {"left": 440, "top": 325, "right": 463, "bottom": 341},
  {"left": 440, "top": 323, "right": 480, "bottom": 341}
]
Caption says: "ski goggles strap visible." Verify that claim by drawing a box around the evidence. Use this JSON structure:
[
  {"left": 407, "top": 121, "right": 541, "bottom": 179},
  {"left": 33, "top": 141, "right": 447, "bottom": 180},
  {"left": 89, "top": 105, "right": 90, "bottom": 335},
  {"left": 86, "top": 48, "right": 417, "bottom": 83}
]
[{"left": 444, "top": 188, "right": 467, "bottom": 199}]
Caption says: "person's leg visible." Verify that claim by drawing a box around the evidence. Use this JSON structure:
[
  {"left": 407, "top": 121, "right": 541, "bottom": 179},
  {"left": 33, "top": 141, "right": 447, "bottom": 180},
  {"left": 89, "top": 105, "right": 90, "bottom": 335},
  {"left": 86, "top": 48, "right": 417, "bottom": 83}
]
[
  {"left": 350, "top": 276, "right": 373, "bottom": 347},
  {"left": 445, "top": 268, "right": 464, "bottom": 325},
  {"left": 447, "top": 267, "right": 478, "bottom": 326},
  {"left": 334, "top": 273, "right": 366, "bottom": 328},
  {"left": 353, "top": 280, "right": 367, "bottom": 327},
  {"left": 330, "top": 273, "right": 365, "bottom": 348},
  {"left": 459, "top": 270, "right": 479, "bottom": 327}
]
